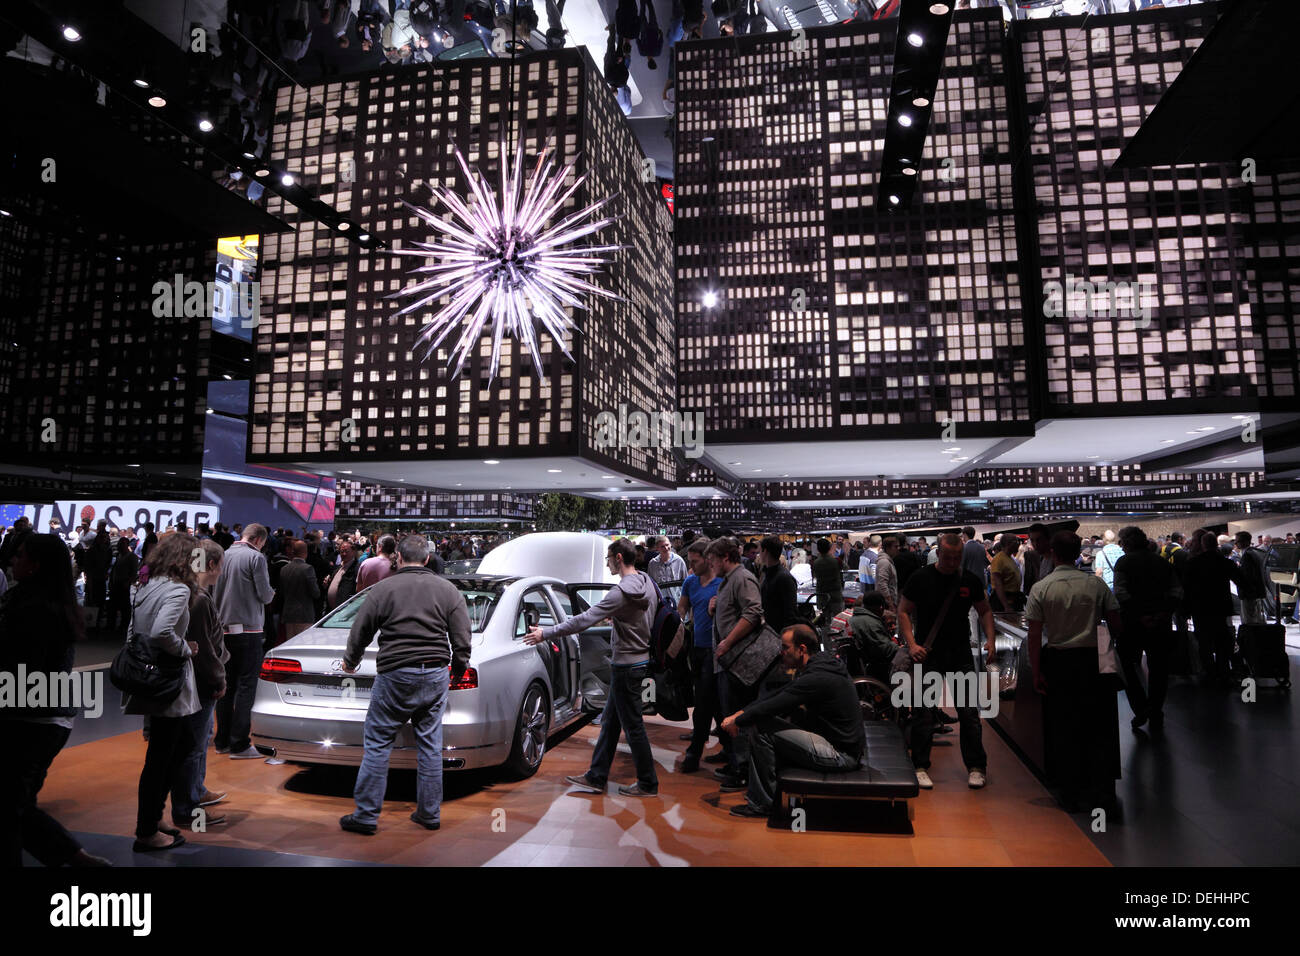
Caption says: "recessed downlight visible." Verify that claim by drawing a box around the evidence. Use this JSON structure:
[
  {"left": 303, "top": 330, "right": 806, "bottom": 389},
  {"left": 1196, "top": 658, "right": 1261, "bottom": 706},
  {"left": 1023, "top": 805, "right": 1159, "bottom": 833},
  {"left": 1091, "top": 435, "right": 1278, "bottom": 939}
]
[
  {"left": 907, "top": 32, "right": 923, "bottom": 48},
  {"left": 913, "top": 95, "right": 931, "bottom": 108},
  {"left": 898, "top": 113, "right": 914, "bottom": 128},
  {"left": 62, "top": 26, "right": 82, "bottom": 42},
  {"left": 147, "top": 94, "right": 167, "bottom": 108},
  {"left": 198, "top": 117, "right": 214, "bottom": 132}
]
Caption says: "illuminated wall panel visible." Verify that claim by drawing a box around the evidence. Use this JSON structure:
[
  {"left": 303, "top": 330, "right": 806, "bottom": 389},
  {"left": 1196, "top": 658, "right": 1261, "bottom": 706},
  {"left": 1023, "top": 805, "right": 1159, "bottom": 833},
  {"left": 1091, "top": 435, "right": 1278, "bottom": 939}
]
[{"left": 251, "top": 50, "right": 675, "bottom": 485}]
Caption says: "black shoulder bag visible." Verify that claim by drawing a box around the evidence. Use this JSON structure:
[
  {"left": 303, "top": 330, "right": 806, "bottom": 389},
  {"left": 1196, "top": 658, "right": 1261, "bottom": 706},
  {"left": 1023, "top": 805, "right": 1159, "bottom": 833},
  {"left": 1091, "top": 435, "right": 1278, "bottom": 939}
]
[{"left": 109, "top": 594, "right": 186, "bottom": 705}]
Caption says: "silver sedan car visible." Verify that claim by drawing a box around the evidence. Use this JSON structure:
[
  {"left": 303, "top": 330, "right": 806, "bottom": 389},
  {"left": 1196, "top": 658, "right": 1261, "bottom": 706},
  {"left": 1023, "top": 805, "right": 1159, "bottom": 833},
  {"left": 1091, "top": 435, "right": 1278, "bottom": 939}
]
[{"left": 250, "top": 572, "right": 617, "bottom": 779}]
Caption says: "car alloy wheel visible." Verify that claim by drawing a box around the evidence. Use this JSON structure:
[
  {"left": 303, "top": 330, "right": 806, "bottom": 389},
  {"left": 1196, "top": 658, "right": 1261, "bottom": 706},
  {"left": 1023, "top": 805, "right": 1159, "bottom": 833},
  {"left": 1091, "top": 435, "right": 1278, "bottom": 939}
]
[
  {"left": 505, "top": 682, "right": 551, "bottom": 778},
  {"left": 520, "top": 684, "right": 548, "bottom": 768}
]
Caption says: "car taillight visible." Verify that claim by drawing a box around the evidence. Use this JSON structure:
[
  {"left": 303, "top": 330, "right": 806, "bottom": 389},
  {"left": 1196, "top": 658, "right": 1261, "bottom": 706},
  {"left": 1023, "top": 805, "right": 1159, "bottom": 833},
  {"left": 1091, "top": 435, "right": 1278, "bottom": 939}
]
[
  {"left": 450, "top": 666, "right": 478, "bottom": 691},
  {"left": 261, "top": 658, "right": 303, "bottom": 682}
]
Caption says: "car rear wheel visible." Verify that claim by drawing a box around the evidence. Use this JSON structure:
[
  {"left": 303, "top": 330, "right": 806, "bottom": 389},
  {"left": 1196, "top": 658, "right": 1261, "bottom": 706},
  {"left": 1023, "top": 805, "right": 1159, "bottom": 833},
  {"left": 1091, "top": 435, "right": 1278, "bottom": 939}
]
[{"left": 504, "top": 682, "right": 550, "bottom": 779}]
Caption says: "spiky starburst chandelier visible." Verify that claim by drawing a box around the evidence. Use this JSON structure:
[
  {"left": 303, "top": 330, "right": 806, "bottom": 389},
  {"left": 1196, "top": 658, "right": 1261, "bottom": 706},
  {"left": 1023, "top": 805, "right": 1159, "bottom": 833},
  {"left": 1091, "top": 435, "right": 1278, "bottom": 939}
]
[{"left": 388, "top": 138, "right": 624, "bottom": 380}]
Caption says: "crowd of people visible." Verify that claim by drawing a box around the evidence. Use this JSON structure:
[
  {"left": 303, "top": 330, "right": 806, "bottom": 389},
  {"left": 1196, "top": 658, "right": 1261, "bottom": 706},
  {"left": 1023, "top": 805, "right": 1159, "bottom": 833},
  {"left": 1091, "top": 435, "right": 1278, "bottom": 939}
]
[
  {"left": 0, "top": 517, "right": 507, "bottom": 860},
  {"left": 3, "top": 514, "right": 1294, "bottom": 859}
]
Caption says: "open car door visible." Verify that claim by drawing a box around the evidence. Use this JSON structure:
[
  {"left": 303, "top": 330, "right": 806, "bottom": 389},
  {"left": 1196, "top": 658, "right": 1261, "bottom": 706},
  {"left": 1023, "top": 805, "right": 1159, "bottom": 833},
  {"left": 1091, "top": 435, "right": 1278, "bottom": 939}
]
[{"left": 559, "top": 583, "right": 616, "bottom": 714}]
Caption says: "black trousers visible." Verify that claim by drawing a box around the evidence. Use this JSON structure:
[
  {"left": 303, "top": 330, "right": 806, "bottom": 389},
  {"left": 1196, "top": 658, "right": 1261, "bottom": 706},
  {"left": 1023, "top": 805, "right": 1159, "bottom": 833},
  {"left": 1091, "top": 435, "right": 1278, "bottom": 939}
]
[
  {"left": 1118, "top": 616, "right": 1171, "bottom": 719},
  {"left": 135, "top": 714, "right": 199, "bottom": 839},
  {"left": 215, "top": 632, "right": 264, "bottom": 753},
  {"left": 686, "top": 646, "right": 720, "bottom": 759},
  {"left": 0, "top": 720, "right": 81, "bottom": 866},
  {"left": 1190, "top": 611, "right": 1234, "bottom": 679},
  {"left": 108, "top": 584, "right": 132, "bottom": 632},
  {"left": 908, "top": 652, "right": 987, "bottom": 772},
  {"left": 1042, "top": 646, "right": 1120, "bottom": 808}
]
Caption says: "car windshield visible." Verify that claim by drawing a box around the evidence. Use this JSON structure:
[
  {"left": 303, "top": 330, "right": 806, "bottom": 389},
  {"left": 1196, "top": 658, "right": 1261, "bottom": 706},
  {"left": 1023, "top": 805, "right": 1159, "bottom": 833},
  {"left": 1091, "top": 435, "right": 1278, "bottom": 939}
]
[{"left": 319, "top": 588, "right": 500, "bottom": 632}]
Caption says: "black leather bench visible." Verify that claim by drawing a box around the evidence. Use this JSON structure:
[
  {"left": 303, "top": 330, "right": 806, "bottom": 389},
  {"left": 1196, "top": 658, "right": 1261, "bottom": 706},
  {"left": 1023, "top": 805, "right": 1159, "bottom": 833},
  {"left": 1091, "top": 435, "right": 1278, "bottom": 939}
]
[{"left": 775, "top": 721, "right": 919, "bottom": 820}]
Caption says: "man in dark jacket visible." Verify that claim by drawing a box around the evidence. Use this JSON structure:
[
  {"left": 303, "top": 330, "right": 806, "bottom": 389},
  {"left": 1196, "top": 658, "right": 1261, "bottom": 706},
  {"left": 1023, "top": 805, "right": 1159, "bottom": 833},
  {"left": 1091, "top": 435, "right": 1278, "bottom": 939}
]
[
  {"left": 280, "top": 540, "right": 321, "bottom": 640},
  {"left": 324, "top": 540, "right": 360, "bottom": 612},
  {"left": 756, "top": 535, "right": 798, "bottom": 632},
  {"left": 1234, "top": 531, "right": 1270, "bottom": 625},
  {"left": 722, "top": 623, "right": 864, "bottom": 818},
  {"left": 847, "top": 591, "right": 896, "bottom": 681},
  {"left": 1114, "top": 527, "right": 1182, "bottom": 733},
  {"left": 1185, "top": 531, "right": 1242, "bottom": 681},
  {"left": 340, "top": 535, "right": 472, "bottom": 834}
]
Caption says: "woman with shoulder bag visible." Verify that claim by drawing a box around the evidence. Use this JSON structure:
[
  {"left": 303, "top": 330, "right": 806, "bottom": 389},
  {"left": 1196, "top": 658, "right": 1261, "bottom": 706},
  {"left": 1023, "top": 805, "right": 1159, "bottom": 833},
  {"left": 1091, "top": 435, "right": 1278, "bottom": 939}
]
[{"left": 122, "top": 532, "right": 202, "bottom": 852}]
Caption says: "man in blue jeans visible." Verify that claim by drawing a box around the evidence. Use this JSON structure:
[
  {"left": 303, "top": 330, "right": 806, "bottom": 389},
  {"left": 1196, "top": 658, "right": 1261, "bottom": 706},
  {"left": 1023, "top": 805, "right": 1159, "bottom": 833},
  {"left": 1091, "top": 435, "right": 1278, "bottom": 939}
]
[
  {"left": 339, "top": 535, "right": 472, "bottom": 834},
  {"left": 722, "top": 624, "right": 865, "bottom": 818},
  {"left": 526, "top": 538, "right": 659, "bottom": 797}
]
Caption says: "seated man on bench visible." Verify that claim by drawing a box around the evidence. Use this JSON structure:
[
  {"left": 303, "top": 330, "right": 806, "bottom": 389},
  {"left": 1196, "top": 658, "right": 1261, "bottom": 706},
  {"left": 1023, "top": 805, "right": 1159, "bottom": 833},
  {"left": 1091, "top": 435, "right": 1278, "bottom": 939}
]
[{"left": 722, "top": 624, "right": 865, "bottom": 818}]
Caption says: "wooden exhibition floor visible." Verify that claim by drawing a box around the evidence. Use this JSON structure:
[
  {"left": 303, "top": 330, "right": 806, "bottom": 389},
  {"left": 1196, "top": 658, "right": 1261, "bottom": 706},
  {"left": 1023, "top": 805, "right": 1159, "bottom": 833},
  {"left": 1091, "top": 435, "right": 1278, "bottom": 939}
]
[{"left": 38, "top": 713, "right": 1106, "bottom": 867}]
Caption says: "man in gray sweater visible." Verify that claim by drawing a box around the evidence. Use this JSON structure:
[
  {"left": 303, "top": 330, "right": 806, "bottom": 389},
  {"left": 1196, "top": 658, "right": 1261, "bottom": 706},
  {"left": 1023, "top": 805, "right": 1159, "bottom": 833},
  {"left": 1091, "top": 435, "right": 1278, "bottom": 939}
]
[
  {"left": 213, "top": 523, "right": 275, "bottom": 759},
  {"left": 525, "top": 537, "right": 659, "bottom": 797},
  {"left": 340, "top": 534, "right": 471, "bottom": 834}
]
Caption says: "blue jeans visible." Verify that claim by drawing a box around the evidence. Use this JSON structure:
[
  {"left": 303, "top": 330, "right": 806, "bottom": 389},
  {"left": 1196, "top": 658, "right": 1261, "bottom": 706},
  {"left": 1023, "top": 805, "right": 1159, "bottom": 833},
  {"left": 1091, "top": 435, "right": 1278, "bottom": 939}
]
[
  {"left": 746, "top": 717, "right": 861, "bottom": 812},
  {"left": 588, "top": 662, "right": 658, "bottom": 790},
  {"left": 353, "top": 664, "right": 450, "bottom": 825},
  {"left": 173, "top": 698, "right": 216, "bottom": 824}
]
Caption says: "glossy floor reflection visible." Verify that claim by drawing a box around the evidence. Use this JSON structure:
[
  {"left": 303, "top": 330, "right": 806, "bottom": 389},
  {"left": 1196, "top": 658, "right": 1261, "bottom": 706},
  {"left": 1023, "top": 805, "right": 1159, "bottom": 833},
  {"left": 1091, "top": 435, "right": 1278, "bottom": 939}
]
[{"left": 34, "top": 712, "right": 1104, "bottom": 867}]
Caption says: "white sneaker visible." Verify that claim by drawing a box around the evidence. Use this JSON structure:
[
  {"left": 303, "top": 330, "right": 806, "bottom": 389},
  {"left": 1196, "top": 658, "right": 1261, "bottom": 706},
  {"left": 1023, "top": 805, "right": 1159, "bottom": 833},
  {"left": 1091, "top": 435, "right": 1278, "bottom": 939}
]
[
  {"left": 968, "top": 770, "right": 986, "bottom": 789},
  {"left": 915, "top": 770, "right": 934, "bottom": 789},
  {"left": 230, "top": 746, "right": 264, "bottom": 759}
]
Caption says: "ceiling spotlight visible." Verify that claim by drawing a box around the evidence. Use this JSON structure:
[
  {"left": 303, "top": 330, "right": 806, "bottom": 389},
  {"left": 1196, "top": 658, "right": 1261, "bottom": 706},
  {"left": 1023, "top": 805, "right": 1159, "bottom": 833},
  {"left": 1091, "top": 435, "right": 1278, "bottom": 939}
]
[
  {"left": 357, "top": 231, "right": 370, "bottom": 241},
  {"left": 898, "top": 113, "right": 913, "bottom": 127},
  {"left": 147, "top": 94, "right": 167, "bottom": 108},
  {"left": 913, "top": 95, "right": 931, "bottom": 108},
  {"left": 907, "top": 32, "right": 923, "bottom": 48},
  {"left": 889, "top": 194, "right": 901, "bottom": 205},
  {"left": 62, "top": 26, "right": 82, "bottom": 42},
  {"left": 253, "top": 166, "right": 271, "bottom": 178},
  {"left": 702, "top": 291, "right": 719, "bottom": 308},
  {"left": 132, "top": 75, "right": 149, "bottom": 89},
  {"left": 242, "top": 150, "right": 256, "bottom": 159},
  {"left": 337, "top": 221, "right": 351, "bottom": 232},
  {"left": 280, "top": 173, "right": 295, "bottom": 186},
  {"left": 929, "top": 3, "right": 950, "bottom": 14},
  {"left": 902, "top": 167, "right": 917, "bottom": 176},
  {"left": 0, "top": 208, "right": 11, "bottom": 217},
  {"left": 198, "top": 117, "right": 214, "bottom": 132},
  {"left": 484, "top": 459, "right": 500, "bottom": 465}
]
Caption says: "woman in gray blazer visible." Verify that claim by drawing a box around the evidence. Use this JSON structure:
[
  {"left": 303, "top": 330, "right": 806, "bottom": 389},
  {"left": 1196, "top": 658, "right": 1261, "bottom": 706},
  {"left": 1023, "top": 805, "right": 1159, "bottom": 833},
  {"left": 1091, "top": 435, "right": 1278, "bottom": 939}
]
[{"left": 123, "top": 533, "right": 201, "bottom": 852}]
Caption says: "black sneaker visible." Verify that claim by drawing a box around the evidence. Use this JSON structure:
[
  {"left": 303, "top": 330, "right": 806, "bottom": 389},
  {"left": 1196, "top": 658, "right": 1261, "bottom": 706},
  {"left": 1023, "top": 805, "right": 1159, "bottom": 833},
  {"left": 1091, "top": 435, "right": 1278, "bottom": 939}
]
[
  {"left": 729, "top": 803, "right": 769, "bottom": 819},
  {"left": 339, "top": 814, "right": 377, "bottom": 835},
  {"left": 410, "top": 812, "right": 440, "bottom": 830},
  {"left": 703, "top": 752, "right": 728, "bottom": 765},
  {"left": 719, "top": 775, "right": 748, "bottom": 793},
  {"left": 680, "top": 755, "right": 700, "bottom": 773}
]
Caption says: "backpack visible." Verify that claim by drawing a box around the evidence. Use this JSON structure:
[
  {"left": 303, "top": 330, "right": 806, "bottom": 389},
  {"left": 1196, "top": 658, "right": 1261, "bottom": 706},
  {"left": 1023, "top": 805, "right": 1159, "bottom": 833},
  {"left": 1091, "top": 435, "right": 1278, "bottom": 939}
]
[{"left": 645, "top": 575, "right": 683, "bottom": 670}]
